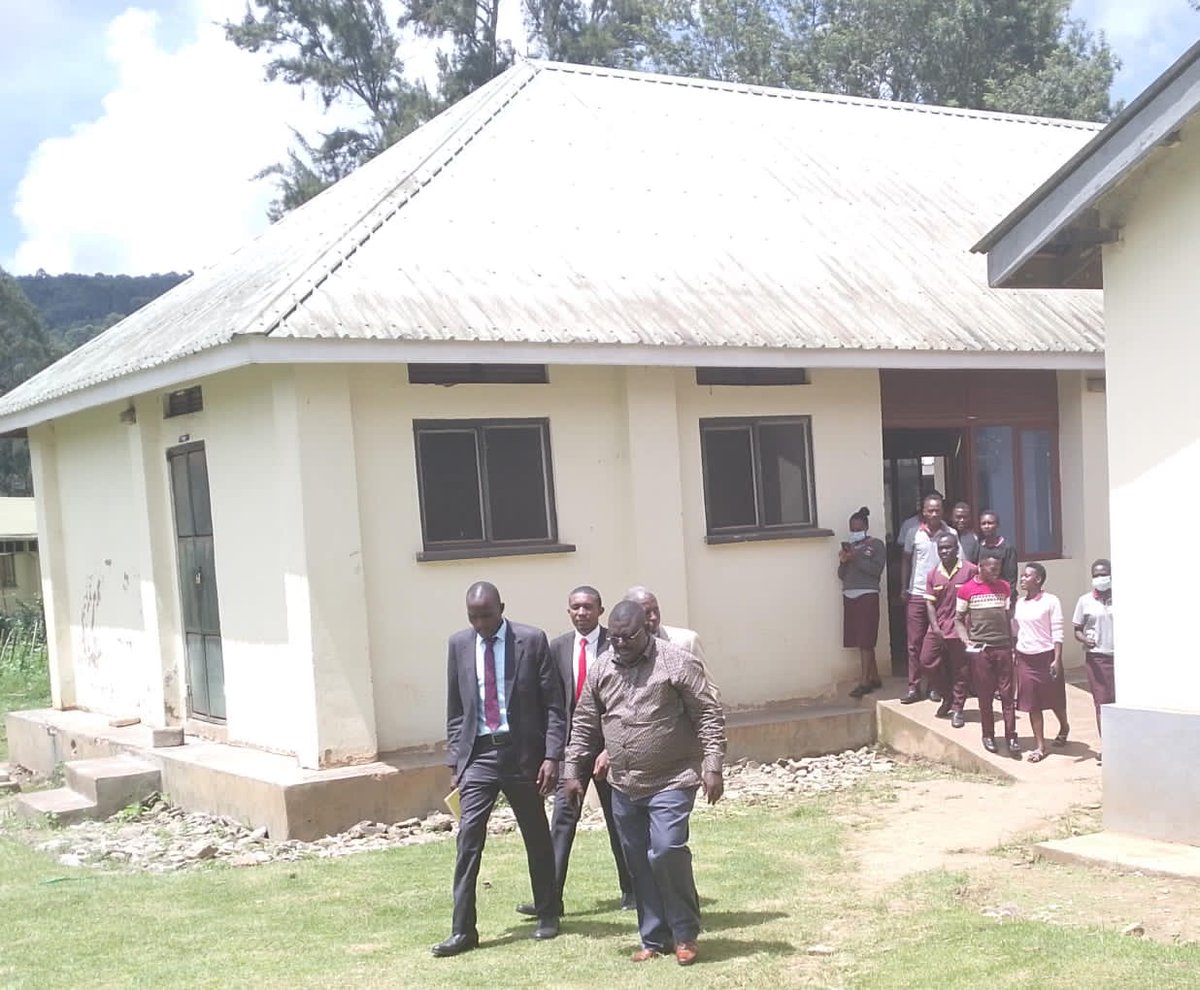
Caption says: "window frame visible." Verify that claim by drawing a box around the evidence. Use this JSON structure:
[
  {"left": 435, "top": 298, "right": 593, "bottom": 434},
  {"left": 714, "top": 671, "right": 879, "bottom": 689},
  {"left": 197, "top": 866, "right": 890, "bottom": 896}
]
[
  {"left": 0, "top": 553, "right": 15, "bottom": 588},
  {"left": 698, "top": 415, "right": 829, "bottom": 545},
  {"left": 412, "top": 417, "right": 575, "bottom": 562}
]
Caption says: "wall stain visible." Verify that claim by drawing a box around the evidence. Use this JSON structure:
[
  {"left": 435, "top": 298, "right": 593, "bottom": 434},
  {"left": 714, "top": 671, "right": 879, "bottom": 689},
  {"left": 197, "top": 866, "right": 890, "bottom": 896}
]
[{"left": 80, "top": 575, "right": 102, "bottom": 667}]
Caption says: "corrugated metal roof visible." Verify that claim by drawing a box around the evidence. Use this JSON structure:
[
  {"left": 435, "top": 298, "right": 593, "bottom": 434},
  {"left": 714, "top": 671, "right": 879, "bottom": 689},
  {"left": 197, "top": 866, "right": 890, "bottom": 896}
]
[{"left": 0, "top": 60, "right": 1103, "bottom": 422}]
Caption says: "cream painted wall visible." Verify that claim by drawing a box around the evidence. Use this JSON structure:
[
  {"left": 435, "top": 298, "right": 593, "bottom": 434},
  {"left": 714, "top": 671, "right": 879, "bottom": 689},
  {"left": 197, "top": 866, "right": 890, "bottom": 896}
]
[
  {"left": 677, "top": 369, "right": 885, "bottom": 705},
  {"left": 1100, "top": 123, "right": 1200, "bottom": 714}
]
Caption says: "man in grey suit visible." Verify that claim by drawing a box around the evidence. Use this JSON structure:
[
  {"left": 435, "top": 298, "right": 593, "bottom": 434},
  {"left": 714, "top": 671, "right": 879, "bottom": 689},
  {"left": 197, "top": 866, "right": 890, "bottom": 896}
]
[
  {"left": 516, "top": 586, "right": 634, "bottom": 918},
  {"left": 432, "top": 581, "right": 566, "bottom": 958},
  {"left": 624, "top": 586, "right": 717, "bottom": 695}
]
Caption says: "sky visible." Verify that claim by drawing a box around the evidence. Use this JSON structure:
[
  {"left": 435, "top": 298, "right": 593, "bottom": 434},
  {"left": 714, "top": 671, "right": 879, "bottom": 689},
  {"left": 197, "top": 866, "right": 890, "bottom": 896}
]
[{"left": 0, "top": 0, "right": 1196, "bottom": 277}]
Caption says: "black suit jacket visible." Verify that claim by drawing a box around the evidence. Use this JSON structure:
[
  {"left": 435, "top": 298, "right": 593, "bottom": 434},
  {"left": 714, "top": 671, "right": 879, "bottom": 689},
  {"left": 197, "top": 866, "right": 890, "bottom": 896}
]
[
  {"left": 446, "top": 620, "right": 566, "bottom": 780},
  {"left": 549, "top": 627, "right": 608, "bottom": 741}
]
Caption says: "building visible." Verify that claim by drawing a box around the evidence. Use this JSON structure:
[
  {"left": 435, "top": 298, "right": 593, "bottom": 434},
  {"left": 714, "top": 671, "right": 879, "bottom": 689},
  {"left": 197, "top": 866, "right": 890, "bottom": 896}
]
[
  {"left": 0, "top": 497, "right": 41, "bottom": 616},
  {"left": 0, "top": 61, "right": 1109, "bottom": 829},
  {"left": 976, "top": 41, "right": 1200, "bottom": 847}
]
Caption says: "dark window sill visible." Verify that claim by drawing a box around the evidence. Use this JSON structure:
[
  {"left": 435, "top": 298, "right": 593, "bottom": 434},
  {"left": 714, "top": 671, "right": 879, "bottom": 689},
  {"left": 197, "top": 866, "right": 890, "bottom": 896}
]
[
  {"left": 704, "top": 527, "right": 835, "bottom": 546},
  {"left": 417, "top": 542, "right": 577, "bottom": 562}
]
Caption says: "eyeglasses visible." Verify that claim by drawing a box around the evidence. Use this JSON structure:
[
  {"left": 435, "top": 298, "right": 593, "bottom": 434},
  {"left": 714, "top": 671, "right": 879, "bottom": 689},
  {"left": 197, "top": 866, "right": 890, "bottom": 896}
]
[{"left": 608, "top": 629, "right": 645, "bottom": 645}]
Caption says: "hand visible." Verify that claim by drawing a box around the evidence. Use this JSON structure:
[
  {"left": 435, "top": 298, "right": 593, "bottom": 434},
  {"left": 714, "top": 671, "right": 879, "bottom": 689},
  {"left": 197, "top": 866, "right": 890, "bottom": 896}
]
[
  {"left": 702, "top": 771, "right": 724, "bottom": 805},
  {"left": 593, "top": 750, "right": 610, "bottom": 781},
  {"left": 450, "top": 772, "right": 459, "bottom": 790},
  {"left": 838, "top": 548, "right": 852, "bottom": 564},
  {"left": 563, "top": 777, "right": 585, "bottom": 809},
  {"left": 1050, "top": 659, "right": 1063, "bottom": 680},
  {"left": 536, "top": 759, "right": 559, "bottom": 797}
]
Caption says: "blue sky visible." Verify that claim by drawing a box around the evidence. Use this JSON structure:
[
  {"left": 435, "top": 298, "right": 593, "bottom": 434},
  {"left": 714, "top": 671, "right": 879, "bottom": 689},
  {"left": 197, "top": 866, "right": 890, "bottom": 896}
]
[{"left": 1, "top": 0, "right": 1196, "bottom": 276}]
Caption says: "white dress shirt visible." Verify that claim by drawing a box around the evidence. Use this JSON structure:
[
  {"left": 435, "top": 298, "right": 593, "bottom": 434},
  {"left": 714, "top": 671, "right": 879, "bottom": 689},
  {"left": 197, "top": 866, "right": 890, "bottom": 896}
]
[{"left": 475, "top": 620, "right": 511, "bottom": 735}]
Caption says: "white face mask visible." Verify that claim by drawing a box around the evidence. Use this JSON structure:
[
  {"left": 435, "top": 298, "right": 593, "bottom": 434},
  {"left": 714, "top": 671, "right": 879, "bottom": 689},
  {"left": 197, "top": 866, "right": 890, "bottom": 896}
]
[
  {"left": 847, "top": 531, "right": 867, "bottom": 544},
  {"left": 1092, "top": 575, "right": 1112, "bottom": 592}
]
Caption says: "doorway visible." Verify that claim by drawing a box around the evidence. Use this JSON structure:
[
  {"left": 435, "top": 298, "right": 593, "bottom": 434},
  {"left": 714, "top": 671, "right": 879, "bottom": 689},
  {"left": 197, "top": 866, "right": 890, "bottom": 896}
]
[{"left": 167, "top": 442, "right": 226, "bottom": 721}]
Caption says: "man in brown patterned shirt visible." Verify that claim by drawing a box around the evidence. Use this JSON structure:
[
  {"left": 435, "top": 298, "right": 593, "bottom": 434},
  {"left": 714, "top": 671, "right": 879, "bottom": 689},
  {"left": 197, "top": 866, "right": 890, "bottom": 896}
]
[{"left": 563, "top": 600, "right": 726, "bottom": 967}]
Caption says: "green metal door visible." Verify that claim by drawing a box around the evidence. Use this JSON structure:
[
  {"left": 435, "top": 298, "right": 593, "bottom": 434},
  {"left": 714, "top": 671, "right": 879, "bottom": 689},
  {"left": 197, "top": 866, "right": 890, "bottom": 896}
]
[{"left": 167, "top": 442, "right": 226, "bottom": 721}]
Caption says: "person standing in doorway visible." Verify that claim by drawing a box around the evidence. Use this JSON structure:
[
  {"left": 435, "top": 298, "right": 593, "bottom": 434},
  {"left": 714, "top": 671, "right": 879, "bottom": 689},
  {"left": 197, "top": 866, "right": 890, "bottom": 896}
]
[
  {"left": 1073, "top": 558, "right": 1114, "bottom": 764},
  {"left": 838, "top": 506, "right": 885, "bottom": 697},
  {"left": 564, "top": 600, "right": 726, "bottom": 967},
  {"left": 955, "top": 550, "right": 1020, "bottom": 757},
  {"left": 977, "top": 510, "right": 1018, "bottom": 597},
  {"left": 921, "top": 533, "right": 977, "bottom": 725},
  {"left": 516, "top": 585, "right": 634, "bottom": 919},
  {"left": 1012, "top": 563, "right": 1070, "bottom": 763},
  {"left": 901, "top": 494, "right": 956, "bottom": 704},
  {"left": 951, "top": 502, "right": 980, "bottom": 564},
  {"left": 433, "top": 582, "right": 565, "bottom": 957}
]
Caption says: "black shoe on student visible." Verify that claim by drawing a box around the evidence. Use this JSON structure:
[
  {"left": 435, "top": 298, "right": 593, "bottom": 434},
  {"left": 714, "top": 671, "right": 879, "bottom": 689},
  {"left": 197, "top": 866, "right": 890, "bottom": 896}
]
[
  {"left": 1007, "top": 737, "right": 1023, "bottom": 757},
  {"left": 935, "top": 700, "right": 953, "bottom": 718},
  {"left": 951, "top": 710, "right": 965, "bottom": 729},
  {"left": 928, "top": 690, "right": 943, "bottom": 704},
  {"left": 533, "top": 920, "right": 560, "bottom": 940},
  {"left": 620, "top": 893, "right": 637, "bottom": 911},
  {"left": 849, "top": 683, "right": 870, "bottom": 698},
  {"left": 900, "top": 689, "right": 923, "bottom": 705},
  {"left": 516, "top": 902, "right": 563, "bottom": 918},
  {"left": 982, "top": 737, "right": 998, "bottom": 754},
  {"left": 432, "top": 933, "right": 479, "bottom": 957}
]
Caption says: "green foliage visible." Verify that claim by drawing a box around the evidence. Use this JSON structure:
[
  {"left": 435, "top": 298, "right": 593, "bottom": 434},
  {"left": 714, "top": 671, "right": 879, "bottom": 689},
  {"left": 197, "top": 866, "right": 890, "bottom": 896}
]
[
  {"left": 0, "top": 599, "right": 47, "bottom": 678},
  {"left": 0, "top": 270, "right": 53, "bottom": 396},
  {"left": 404, "top": 0, "right": 515, "bottom": 102}
]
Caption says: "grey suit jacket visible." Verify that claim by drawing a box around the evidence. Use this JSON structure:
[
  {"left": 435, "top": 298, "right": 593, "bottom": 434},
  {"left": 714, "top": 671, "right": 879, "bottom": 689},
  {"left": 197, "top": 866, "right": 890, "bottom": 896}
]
[
  {"left": 549, "top": 626, "right": 608, "bottom": 740},
  {"left": 445, "top": 620, "right": 566, "bottom": 780}
]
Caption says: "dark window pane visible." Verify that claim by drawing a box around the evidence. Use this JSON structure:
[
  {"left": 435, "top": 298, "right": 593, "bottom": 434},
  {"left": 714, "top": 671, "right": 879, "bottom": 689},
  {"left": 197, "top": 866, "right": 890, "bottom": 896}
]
[
  {"left": 418, "top": 431, "right": 484, "bottom": 543},
  {"left": 186, "top": 633, "right": 209, "bottom": 717},
  {"left": 696, "top": 367, "right": 809, "bottom": 386},
  {"left": 170, "top": 454, "right": 195, "bottom": 538},
  {"left": 408, "top": 364, "right": 548, "bottom": 385},
  {"left": 973, "top": 426, "right": 1016, "bottom": 543},
  {"left": 1020, "top": 429, "right": 1057, "bottom": 555},
  {"left": 759, "top": 422, "right": 812, "bottom": 526},
  {"left": 204, "top": 637, "right": 226, "bottom": 720},
  {"left": 484, "top": 426, "right": 550, "bottom": 541},
  {"left": 187, "top": 450, "right": 213, "bottom": 536},
  {"left": 703, "top": 427, "right": 757, "bottom": 529}
]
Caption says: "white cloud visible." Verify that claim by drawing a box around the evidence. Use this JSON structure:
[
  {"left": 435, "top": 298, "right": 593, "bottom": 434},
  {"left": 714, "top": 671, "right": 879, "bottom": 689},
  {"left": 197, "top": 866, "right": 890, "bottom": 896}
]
[
  {"left": 1072, "top": 0, "right": 1198, "bottom": 102},
  {"left": 8, "top": 0, "right": 366, "bottom": 275}
]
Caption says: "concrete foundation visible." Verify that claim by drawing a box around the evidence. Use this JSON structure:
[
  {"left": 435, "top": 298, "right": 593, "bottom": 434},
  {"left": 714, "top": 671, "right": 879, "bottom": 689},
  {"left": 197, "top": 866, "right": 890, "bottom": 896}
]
[
  {"left": 1103, "top": 704, "right": 1200, "bottom": 846},
  {"left": 1038, "top": 831, "right": 1200, "bottom": 882}
]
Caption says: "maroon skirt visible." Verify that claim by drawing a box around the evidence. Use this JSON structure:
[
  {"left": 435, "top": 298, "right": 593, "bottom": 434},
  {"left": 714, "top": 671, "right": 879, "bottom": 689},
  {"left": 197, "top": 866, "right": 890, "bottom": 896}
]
[
  {"left": 843, "top": 593, "right": 880, "bottom": 648},
  {"left": 1085, "top": 652, "right": 1115, "bottom": 706},
  {"left": 1014, "top": 650, "right": 1068, "bottom": 713}
]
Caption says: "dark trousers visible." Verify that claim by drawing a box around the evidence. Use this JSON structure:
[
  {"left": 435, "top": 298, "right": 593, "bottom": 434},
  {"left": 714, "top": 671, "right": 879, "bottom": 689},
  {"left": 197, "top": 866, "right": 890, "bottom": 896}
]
[
  {"left": 905, "top": 595, "right": 930, "bottom": 690},
  {"left": 550, "top": 768, "right": 632, "bottom": 909},
  {"left": 611, "top": 786, "right": 700, "bottom": 951},
  {"left": 919, "top": 633, "right": 968, "bottom": 710},
  {"left": 970, "top": 646, "right": 1016, "bottom": 740},
  {"left": 451, "top": 741, "right": 556, "bottom": 937}
]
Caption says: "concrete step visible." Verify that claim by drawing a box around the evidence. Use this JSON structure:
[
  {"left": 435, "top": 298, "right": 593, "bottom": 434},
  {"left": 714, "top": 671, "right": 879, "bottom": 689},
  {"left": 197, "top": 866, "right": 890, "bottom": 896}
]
[
  {"left": 16, "top": 788, "right": 97, "bottom": 825},
  {"left": 0, "top": 780, "right": 18, "bottom": 796},
  {"left": 64, "top": 755, "right": 161, "bottom": 817}
]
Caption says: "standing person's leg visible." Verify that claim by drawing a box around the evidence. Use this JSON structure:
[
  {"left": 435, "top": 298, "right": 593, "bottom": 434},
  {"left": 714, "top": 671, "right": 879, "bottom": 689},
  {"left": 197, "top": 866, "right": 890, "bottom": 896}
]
[
  {"left": 594, "top": 775, "right": 634, "bottom": 903},
  {"left": 971, "top": 648, "right": 998, "bottom": 748},
  {"left": 1015, "top": 651, "right": 1046, "bottom": 760},
  {"left": 501, "top": 773, "right": 558, "bottom": 929},
  {"left": 996, "top": 648, "right": 1019, "bottom": 749},
  {"left": 904, "top": 595, "right": 929, "bottom": 696},
  {"left": 1085, "top": 652, "right": 1116, "bottom": 736},
  {"left": 542, "top": 776, "right": 580, "bottom": 913},
  {"left": 610, "top": 787, "right": 673, "bottom": 956},
  {"left": 449, "top": 747, "right": 501, "bottom": 941},
  {"left": 920, "top": 631, "right": 951, "bottom": 715},
  {"left": 947, "top": 639, "right": 968, "bottom": 725},
  {"left": 645, "top": 788, "right": 701, "bottom": 964}
]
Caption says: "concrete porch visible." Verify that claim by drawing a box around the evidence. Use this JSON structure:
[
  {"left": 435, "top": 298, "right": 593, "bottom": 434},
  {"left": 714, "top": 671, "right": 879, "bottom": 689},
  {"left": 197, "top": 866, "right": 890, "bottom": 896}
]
[{"left": 6, "top": 695, "right": 877, "bottom": 840}]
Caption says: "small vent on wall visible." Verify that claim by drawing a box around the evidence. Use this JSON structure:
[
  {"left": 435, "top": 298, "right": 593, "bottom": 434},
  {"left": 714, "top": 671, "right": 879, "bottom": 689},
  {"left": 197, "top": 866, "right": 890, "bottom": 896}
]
[
  {"left": 696, "top": 367, "right": 810, "bottom": 386},
  {"left": 164, "top": 386, "right": 203, "bottom": 418},
  {"left": 1085, "top": 376, "right": 1106, "bottom": 394},
  {"left": 407, "top": 364, "right": 548, "bottom": 385}
]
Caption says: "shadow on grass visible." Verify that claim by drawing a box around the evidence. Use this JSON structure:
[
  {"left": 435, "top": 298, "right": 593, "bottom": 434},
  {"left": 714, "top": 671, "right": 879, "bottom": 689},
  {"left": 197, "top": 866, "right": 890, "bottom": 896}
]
[{"left": 691, "top": 935, "right": 795, "bottom": 962}]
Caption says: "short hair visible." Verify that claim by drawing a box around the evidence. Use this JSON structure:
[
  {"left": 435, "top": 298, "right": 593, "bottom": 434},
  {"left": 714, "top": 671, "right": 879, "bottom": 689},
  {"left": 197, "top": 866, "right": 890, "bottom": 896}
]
[
  {"left": 568, "top": 585, "right": 602, "bottom": 607},
  {"left": 623, "top": 585, "right": 655, "bottom": 602},
  {"left": 1024, "top": 561, "right": 1047, "bottom": 584},
  {"left": 609, "top": 600, "right": 645, "bottom": 627},
  {"left": 979, "top": 548, "right": 1004, "bottom": 564},
  {"left": 922, "top": 493, "right": 944, "bottom": 508},
  {"left": 465, "top": 580, "right": 500, "bottom": 604},
  {"left": 952, "top": 501, "right": 970, "bottom": 511},
  {"left": 936, "top": 532, "right": 959, "bottom": 547},
  {"left": 1091, "top": 558, "right": 1111, "bottom": 571},
  {"left": 979, "top": 509, "right": 1000, "bottom": 521}
]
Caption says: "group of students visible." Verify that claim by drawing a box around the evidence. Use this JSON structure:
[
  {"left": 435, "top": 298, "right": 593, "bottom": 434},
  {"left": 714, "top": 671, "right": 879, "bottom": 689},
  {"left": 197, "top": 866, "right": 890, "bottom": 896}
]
[{"left": 837, "top": 494, "right": 1115, "bottom": 763}]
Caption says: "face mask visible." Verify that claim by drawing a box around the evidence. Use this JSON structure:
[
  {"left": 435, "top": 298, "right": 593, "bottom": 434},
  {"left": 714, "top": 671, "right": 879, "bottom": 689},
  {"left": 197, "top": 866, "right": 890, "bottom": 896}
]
[
  {"left": 1092, "top": 576, "right": 1112, "bottom": 592},
  {"left": 847, "top": 531, "right": 867, "bottom": 544}
]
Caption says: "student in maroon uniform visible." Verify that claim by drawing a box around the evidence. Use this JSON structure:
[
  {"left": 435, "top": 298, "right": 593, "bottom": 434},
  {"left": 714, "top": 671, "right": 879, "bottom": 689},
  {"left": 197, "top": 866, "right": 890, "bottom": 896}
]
[
  {"left": 977, "top": 510, "right": 1018, "bottom": 599},
  {"left": 1012, "top": 563, "right": 1069, "bottom": 763},
  {"left": 900, "top": 494, "right": 956, "bottom": 704},
  {"left": 838, "top": 506, "right": 885, "bottom": 697},
  {"left": 921, "top": 533, "right": 977, "bottom": 726},
  {"left": 954, "top": 550, "right": 1020, "bottom": 757},
  {"left": 950, "top": 502, "right": 980, "bottom": 565}
]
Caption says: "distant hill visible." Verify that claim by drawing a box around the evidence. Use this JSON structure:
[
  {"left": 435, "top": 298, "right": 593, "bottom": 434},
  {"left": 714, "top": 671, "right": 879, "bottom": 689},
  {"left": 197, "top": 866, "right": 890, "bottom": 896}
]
[{"left": 16, "top": 270, "right": 190, "bottom": 352}]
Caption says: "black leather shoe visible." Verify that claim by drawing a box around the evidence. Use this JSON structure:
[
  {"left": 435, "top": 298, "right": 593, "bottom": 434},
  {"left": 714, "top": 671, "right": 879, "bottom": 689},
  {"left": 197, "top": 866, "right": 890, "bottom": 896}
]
[
  {"left": 935, "top": 700, "right": 952, "bottom": 718},
  {"left": 532, "top": 920, "right": 560, "bottom": 940},
  {"left": 951, "top": 710, "right": 965, "bottom": 729},
  {"left": 620, "top": 892, "right": 637, "bottom": 911},
  {"left": 431, "top": 933, "right": 478, "bottom": 957},
  {"left": 982, "top": 737, "right": 998, "bottom": 754},
  {"left": 517, "top": 902, "right": 563, "bottom": 918},
  {"left": 900, "top": 689, "right": 923, "bottom": 705},
  {"left": 928, "top": 690, "right": 943, "bottom": 703},
  {"left": 1007, "top": 737, "right": 1023, "bottom": 757}
]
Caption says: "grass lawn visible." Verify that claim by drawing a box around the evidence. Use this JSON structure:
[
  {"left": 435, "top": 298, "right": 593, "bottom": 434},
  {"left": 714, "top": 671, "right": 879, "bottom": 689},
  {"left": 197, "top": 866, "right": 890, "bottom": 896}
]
[
  {"left": 0, "top": 664, "right": 50, "bottom": 763},
  {"left": 2, "top": 790, "right": 1197, "bottom": 989}
]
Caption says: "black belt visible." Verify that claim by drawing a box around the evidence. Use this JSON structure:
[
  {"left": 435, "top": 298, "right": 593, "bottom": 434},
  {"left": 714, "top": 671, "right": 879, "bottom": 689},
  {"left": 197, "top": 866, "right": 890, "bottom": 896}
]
[{"left": 475, "top": 730, "right": 512, "bottom": 748}]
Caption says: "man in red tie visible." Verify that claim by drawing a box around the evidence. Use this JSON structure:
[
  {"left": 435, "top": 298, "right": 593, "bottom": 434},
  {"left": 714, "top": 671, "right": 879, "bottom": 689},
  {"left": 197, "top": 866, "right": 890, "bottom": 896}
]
[
  {"left": 433, "top": 581, "right": 565, "bottom": 957},
  {"left": 516, "top": 586, "right": 634, "bottom": 920}
]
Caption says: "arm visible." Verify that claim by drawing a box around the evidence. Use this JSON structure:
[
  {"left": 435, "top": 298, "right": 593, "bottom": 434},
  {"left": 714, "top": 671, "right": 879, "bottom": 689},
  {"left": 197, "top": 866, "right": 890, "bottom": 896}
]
[
  {"left": 562, "top": 672, "right": 604, "bottom": 804},
  {"left": 856, "top": 540, "right": 886, "bottom": 581},
  {"left": 534, "top": 631, "right": 564, "bottom": 796},
  {"left": 954, "top": 597, "right": 972, "bottom": 645},
  {"left": 446, "top": 638, "right": 464, "bottom": 785},
  {"left": 1050, "top": 597, "right": 1064, "bottom": 676},
  {"left": 924, "top": 570, "right": 940, "bottom": 637},
  {"left": 674, "top": 652, "right": 727, "bottom": 804},
  {"left": 1072, "top": 597, "right": 1092, "bottom": 647},
  {"left": 900, "top": 553, "right": 912, "bottom": 599}
]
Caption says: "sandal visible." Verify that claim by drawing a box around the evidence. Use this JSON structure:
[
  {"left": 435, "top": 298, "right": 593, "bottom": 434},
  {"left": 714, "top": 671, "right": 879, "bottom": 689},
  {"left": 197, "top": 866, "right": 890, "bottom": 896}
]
[
  {"left": 1027, "top": 749, "right": 1047, "bottom": 764},
  {"left": 1053, "top": 729, "right": 1070, "bottom": 747}
]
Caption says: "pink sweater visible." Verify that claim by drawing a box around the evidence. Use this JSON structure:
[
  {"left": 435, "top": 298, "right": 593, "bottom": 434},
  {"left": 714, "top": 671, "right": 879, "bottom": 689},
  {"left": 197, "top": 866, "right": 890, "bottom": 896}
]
[{"left": 1013, "top": 592, "right": 1063, "bottom": 654}]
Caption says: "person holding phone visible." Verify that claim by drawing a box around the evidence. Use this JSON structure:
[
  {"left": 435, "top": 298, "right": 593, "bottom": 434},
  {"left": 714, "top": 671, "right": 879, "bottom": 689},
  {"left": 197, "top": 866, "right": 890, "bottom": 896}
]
[
  {"left": 1012, "top": 563, "right": 1069, "bottom": 763},
  {"left": 1073, "top": 558, "right": 1114, "bottom": 763},
  {"left": 838, "top": 506, "right": 885, "bottom": 697}
]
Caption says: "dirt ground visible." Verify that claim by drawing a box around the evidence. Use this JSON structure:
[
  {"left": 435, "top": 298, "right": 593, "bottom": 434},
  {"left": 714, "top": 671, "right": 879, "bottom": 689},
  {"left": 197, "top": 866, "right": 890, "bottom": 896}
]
[{"left": 844, "top": 770, "right": 1200, "bottom": 945}]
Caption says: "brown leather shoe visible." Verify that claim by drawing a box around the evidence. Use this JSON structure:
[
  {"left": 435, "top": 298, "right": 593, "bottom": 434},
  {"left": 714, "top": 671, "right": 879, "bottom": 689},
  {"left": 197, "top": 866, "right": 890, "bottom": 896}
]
[
  {"left": 631, "top": 948, "right": 662, "bottom": 962},
  {"left": 675, "top": 941, "right": 699, "bottom": 966}
]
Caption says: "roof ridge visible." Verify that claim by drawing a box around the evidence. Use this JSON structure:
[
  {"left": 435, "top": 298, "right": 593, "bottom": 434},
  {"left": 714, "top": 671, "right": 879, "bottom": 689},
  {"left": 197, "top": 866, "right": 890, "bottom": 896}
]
[
  {"left": 258, "top": 60, "right": 544, "bottom": 338},
  {"left": 530, "top": 59, "right": 1103, "bottom": 132}
]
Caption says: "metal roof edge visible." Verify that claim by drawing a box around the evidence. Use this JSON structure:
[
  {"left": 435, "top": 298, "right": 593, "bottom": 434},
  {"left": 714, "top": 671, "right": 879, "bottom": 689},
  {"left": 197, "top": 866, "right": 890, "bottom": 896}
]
[{"left": 973, "top": 40, "right": 1200, "bottom": 283}]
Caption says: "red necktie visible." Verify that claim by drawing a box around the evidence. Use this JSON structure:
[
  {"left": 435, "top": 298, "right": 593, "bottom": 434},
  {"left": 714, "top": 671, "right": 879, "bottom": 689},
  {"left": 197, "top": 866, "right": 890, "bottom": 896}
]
[
  {"left": 575, "top": 637, "right": 588, "bottom": 703},
  {"left": 483, "top": 635, "right": 501, "bottom": 731}
]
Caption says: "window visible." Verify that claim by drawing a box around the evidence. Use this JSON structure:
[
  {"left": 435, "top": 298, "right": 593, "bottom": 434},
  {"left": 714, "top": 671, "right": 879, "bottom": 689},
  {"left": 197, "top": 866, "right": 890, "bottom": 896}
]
[
  {"left": 164, "top": 386, "right": 203, "bottom": 418},
  {"left": 408, "top": 364, "right": 548, "bottom": 385},
  {"left": 973, "top": 425, "right": 1060, "bottom": 559},
  {"left": 0, "top": 555, "right": 14, "bottom": 588},
  {"left": 696, "top": 367, "right": 810, "bottom": 386},
  {"left": 413, "top": 419, "right": 571, "bottom": 560},
  {"left": 699, "top": 416, "right": 820, "bottom": 542}
]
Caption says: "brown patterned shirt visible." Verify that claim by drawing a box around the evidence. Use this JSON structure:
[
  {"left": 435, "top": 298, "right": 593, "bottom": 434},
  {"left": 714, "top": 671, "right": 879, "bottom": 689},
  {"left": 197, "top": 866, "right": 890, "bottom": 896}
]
[{"left": 563, "top": 636, "right": 726, "bottom": 799}]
